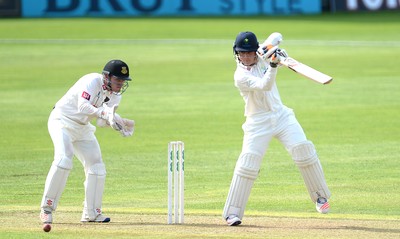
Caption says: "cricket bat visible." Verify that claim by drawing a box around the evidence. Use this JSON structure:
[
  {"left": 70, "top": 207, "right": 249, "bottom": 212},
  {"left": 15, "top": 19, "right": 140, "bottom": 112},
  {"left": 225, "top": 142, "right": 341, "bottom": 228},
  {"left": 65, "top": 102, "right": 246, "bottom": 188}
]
[{"left": 280, "top": 56, "right": 333, "bottom": 85}]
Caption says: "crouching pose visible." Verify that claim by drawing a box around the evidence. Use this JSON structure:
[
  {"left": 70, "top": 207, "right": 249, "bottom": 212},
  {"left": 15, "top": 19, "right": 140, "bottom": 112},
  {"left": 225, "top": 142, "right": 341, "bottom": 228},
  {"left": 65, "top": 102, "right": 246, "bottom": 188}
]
[
  {"left": 223, "top": 32, "right": 331, "bottom": 226},
  {"left": 40, "top": 60, "right": 135, "bottom": 224}
]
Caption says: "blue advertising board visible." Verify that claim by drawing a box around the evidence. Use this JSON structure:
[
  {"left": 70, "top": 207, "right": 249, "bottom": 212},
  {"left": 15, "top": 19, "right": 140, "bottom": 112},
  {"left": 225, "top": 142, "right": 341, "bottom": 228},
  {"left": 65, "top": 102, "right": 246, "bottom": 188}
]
[{"left": 22, "top": 0, "right": 321, "bottom": 17}]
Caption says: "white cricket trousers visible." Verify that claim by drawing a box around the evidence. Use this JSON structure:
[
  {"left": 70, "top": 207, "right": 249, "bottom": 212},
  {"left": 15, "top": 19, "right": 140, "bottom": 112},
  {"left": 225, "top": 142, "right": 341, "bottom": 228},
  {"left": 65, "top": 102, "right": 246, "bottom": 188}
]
[
  {"left": 41, "top": 109, "right": 105, "bottom": 212},
  {"left": 241, "top": 106, "right": 307, "bottom": 156},
  {"left": 47, "top": 109, "right": 103, "bottom": 171}
]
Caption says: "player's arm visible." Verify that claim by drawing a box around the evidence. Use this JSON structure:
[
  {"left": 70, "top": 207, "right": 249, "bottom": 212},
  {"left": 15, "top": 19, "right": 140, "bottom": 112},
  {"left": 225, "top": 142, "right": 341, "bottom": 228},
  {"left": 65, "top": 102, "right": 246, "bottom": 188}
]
[
  {"left": 235, "top": 67, "right": 278, "bottom": 91},
  {"left": 78, "top": 89, "right": 100, "bottom": 117},
  {"left": 96, "top": 97, "right": 135, "bottom": 137},
  {"left": 76, "top": 77, "right": 107, "bottom": 117},
  {"left": 74, "top": 87, "right": 119, "bottom": 135}
]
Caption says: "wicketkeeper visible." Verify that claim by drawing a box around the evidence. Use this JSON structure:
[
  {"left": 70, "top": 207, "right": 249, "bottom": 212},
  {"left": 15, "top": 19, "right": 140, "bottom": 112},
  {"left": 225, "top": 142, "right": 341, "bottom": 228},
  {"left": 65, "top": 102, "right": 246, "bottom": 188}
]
[
  {"left": 223, "top": 32, "right": 331, "bottom": 226},
  {"left": 40, "top": 59, "right": 135, "bottom": 224}
]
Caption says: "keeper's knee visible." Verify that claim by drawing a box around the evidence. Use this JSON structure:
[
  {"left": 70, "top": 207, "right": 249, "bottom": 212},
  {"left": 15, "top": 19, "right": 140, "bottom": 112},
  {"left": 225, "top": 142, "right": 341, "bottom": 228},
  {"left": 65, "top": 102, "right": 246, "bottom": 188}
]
[{"left": 87, "top": 163, "right": 106, "bottom": 176}]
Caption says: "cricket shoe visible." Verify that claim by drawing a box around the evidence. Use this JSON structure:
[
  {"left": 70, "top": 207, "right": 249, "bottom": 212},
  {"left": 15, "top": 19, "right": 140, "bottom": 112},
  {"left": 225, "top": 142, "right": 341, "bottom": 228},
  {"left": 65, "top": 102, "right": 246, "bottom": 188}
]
[
  {"left": 40, "top": 209, "right": 53, "bottom": 224},
  {"left": 316, "top": 197, "right": 330, "bottom": 214},
  {"left": 226, "top": 215, "right": 241, "bottom": 226},
  {"left": 81, "top": 213, "right": 110, "bottom": 223}
]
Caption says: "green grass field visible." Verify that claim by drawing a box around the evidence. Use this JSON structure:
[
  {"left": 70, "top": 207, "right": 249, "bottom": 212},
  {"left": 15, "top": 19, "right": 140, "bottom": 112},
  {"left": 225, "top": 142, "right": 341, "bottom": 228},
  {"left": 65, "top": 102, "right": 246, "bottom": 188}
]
[{"left": 0, "top": 12, "right": 399, "bottom": 238}]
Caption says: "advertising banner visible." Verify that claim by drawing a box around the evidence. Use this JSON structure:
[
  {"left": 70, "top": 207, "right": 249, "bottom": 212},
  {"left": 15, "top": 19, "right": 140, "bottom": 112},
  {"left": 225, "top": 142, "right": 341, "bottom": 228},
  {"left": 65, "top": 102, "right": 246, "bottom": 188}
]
[
  {"left": 333, "top": 0, "right": 400, "bottom": 11},
  {"left": 22, "top": 0, "right": 321, "bottom": 17}
]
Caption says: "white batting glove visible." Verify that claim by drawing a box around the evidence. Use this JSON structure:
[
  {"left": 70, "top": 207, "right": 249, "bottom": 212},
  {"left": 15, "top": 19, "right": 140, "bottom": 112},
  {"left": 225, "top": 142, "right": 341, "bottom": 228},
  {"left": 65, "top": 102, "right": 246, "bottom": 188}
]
[
  {"left": 257, "top": 32, "right": 283, "bottom": 61},
  {"left": 269, "top": 52, "right": 281, "bottom": 68},
  {"left": 269, "top": 48, "right": 288, "bottom": 68},
  {"left": 276, "top": 48, "right": 288, "bottom": 58},
  {"left": 257, "top": 45, "right": 278, "bottom": 61}
]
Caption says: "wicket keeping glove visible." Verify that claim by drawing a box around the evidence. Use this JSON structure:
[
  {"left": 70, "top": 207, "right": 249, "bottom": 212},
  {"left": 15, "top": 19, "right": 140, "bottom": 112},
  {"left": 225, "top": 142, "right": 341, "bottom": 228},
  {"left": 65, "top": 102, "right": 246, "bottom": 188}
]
[
  {"left": 120, "top": 118, "right": 135, "bottom": 137},
  {"left": 114, "top": 113, "right": 135, "bottom": 137},
  {"left": 98, "top": 103, "right": 120, "bottom": 130}
]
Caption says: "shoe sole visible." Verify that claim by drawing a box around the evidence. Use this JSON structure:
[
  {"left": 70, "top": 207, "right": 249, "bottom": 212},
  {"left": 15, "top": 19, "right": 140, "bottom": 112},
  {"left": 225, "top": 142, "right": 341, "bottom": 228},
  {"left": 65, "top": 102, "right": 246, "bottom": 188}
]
[
  {"left": 227, "top": 217, "right": 242, "bottom": 226},
  {"left": 81, "top": 218, "right": 110, "bottom": 223},
  {"left": 229, "top": 220, "right": 242, "bottom": 226}
]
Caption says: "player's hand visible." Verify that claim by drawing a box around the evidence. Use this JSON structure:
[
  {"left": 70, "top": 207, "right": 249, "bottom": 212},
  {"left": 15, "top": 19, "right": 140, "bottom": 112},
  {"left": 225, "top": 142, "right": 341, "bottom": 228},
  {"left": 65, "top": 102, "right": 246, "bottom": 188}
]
[
  {"left": 99, "top": 104, "right": 120, "bottom": 130},
  {"left": 99, "top": 103, "right": 117, "bottom": 120},
  {"left": 114, "top": 113, "right": 135, "bottom": 137},
  {"left": 269, "top": 48, "right": 288, "bottom": 68},
  {"left": 96, "top": 118, "right": 108, "bottom": 127},
  {"left": 257, "top": 45, "right": 278, "bottom": 61},
  {"left": 120, "top": 118, "right": 135, "bottom": 137},
  {"left": 269, "top": 52, "right": 281, "bottom": 68},
  {"left": 276, "top": 48, "right": 288, "bottom": 58}
]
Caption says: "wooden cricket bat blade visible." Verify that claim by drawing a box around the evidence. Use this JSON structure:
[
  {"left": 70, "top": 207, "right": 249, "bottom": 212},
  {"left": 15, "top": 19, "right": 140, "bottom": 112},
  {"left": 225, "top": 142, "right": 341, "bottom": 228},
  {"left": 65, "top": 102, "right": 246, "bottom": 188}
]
[{"left": 280, "top": 57, "right": 333, "bottom": 84}]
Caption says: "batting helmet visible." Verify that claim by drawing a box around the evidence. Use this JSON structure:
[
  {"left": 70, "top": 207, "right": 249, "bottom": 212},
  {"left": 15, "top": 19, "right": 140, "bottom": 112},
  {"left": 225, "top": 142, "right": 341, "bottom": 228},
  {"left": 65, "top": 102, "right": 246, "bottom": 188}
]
[{"left": 233, "top": 31, "right": 259, "bottom": 54}]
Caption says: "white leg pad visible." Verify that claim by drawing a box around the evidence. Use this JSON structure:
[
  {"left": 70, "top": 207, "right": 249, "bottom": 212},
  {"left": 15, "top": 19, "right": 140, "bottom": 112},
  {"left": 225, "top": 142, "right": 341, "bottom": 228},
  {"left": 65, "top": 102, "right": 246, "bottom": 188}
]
[
  {"left": 83, "top": 163, "right": 106, "bottom": 220},
  {"left": 291, "top": 141, "right": 331, "bottom": 202},
  {"left": 223, "top": 153, "right": 262, "bottom": 220},
  {"left": 41, "top": 165, "right": 70, "bottom": 211}
]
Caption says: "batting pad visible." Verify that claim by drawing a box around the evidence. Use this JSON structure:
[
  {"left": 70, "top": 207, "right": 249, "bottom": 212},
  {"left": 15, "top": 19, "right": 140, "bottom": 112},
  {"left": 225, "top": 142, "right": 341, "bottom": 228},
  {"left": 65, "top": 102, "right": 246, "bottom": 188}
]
[
  {"left": 41, "top": 165, "right": 70, "bottom": 211},
  {"left": 291, "top": 141, "right": 331, "bottom": 202},
  {"left": 223, "top": 153, "right": 262, "bottom": 220},
  {"left": 84, "top": 163, "right": 106, "bottom": 220}
]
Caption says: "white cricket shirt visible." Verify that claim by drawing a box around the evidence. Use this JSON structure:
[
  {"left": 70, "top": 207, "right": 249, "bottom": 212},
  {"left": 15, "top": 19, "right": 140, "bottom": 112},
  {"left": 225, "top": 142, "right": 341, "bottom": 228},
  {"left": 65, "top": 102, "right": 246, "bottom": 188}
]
[
  {"left": 54, "top": 73, "right": 121, "bottom": 125},
  {"left": 234, "top": 59, "right": 283, "bottom": 116}
]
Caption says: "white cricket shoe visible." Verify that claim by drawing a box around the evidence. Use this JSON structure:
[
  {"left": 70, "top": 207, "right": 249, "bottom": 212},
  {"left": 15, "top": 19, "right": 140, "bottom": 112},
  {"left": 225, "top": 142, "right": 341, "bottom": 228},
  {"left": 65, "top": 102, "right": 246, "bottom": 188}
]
[
  {"left": 40, "top": 209, "right": 53, "bottom": 224},
  {"left": 316, "top": 197, "right": 330, "bottom": 214},
  {"left": 81, "top": 213, "right": 110, "bottom": 223},
  {"left": 226, "top": 215, "right": 241, "bottom": 226}
]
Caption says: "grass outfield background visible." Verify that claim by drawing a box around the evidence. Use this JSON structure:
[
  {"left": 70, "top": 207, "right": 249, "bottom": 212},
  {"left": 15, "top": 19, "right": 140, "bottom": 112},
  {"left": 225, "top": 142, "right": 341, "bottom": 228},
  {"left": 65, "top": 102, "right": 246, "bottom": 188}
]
[{"left": 0, "top": 12, "right": 399, "bottom": 238}]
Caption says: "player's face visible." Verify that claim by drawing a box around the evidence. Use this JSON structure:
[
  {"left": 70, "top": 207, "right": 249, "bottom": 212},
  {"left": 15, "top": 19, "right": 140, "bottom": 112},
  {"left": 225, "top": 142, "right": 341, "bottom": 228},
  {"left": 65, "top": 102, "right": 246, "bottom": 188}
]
[
  {"left": 110, "top": 76, "right": 127, "bottom": 93},
  {"left": 238, "top": 51, "right": 257, "bottom": 66}
]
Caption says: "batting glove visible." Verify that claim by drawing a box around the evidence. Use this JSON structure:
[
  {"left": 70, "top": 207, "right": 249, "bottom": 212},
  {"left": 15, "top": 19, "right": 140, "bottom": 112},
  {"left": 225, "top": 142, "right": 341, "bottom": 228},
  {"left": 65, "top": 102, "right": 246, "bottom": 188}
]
[
  {"left": 269, "top": 48, "right": 288, "bottom": 68},
  {"left": 276, "top": 48, "right": 288, "bottom": 58},
  {"left": 269, "top": 52, "right": 280, "bottom": 68},
  {"left": 257, "top": 45, "right": 278, "bottom": 61}
]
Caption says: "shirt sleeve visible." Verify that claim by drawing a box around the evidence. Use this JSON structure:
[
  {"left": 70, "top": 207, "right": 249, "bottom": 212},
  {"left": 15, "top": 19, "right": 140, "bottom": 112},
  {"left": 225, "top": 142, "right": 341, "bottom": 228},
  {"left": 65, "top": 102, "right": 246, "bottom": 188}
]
[
  {"left": 235, "top": 67, "right": 278, "bottom": 91},
  {"left": 76, "top": 77, "right": 103, "bottom": 118}
]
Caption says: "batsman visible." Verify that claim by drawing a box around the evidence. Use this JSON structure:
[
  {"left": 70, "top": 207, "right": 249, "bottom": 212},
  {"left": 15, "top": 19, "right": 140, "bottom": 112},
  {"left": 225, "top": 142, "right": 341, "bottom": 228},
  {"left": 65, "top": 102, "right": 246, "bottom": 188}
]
[
  {"left": 223, "top": 32, "right": 331, "bottom": 226},
  {"left": 40, "top": 59, "right": 135, "bottom": 224}
]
